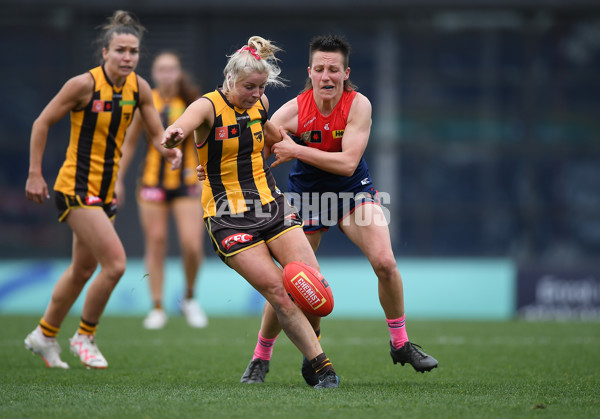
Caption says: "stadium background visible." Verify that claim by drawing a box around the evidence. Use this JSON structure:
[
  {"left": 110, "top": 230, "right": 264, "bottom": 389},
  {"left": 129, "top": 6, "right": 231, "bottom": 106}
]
[{"left": 0, "top": 0, "right": 598, "bottom": 320}]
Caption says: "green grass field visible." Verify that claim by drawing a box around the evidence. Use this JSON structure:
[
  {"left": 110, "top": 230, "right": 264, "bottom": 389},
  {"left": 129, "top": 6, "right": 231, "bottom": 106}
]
[{"left": 1, "top": 315, "right": 598, "bottom": 418}]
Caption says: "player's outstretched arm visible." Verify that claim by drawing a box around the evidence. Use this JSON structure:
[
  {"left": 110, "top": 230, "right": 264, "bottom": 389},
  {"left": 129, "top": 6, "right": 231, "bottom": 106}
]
[{"left": 271, "top": 93, "right": 372, "bottom": 176}]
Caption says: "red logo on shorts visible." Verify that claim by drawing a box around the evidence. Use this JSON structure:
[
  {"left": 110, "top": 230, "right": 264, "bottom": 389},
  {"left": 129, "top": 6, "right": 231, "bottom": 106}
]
[
  {"left": 85, "top": 196, "right": 102, "bottom": 205},
  {"left": 139, "top": 187, "right": 166, "bottom": 202},
  {"left": 222, "top": 233, "right": 253, "bottom": 251}
]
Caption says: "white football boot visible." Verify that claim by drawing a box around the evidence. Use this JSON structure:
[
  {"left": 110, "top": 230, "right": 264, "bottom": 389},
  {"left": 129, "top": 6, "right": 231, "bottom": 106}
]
[
  {"left": 24, "top": 327, "right": 69, "bottom": 369},
  {"left": 143, "top": 308, "right": 167, "bottom": 330},
  {"left": 180, "top": 298, "right": 208, "bottom": 328},
  {"left": 69, "top": 333, "right": 108, "bottom": 369}
]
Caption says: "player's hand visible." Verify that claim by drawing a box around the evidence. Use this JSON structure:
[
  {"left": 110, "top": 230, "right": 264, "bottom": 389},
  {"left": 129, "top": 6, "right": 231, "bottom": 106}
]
[
  {"left": 25, "top": 173, "right": 50, "bottom": 204},
  {"left": 271, "top": 127, "right": 298, "bottom": 169},
  {"left": 162, "top": 127, "right": 184, "bottom": 149},
  {"left": 164, "top": 147, "right": 183, "bottom": 170},
  {"left": 196, "top": 164, "right": 206, "bottom": 182}
]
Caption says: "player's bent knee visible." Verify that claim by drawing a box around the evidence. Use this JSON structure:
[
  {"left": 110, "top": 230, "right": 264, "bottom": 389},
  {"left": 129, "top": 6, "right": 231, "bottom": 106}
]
[
  {"left": 81, "top": 264, "right": 99, "bottom": 279},
  {"left": 372, "top": 255, "right": 399, "bottom": 280},
  {"left": 102, "top": 259, "right": 126, "bottom": 281},
  {"left": 263, "top": 284, "right": 294, "bottom": 311}
]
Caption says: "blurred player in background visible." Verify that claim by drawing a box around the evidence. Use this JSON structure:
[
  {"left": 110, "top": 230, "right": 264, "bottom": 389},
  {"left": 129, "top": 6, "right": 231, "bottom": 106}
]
[
  {"left": 162, "top": 36, "right": 339, "bottom": 388},
  {"left": 117, "top": 51, "right": 207, "bottom": 330},
  {"left": 241, "top": 34, "right": 438, "bottom": 384},
  {"left": 24, "top": 10, "right": 181, "bottom": 369}
]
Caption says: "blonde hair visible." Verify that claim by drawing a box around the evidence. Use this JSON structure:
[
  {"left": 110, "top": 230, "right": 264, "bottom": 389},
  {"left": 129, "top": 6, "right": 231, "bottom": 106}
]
[
  {"left": 222, "top": 36, "right": 285, "bottom": 92},
  {"left": 96, "top": 10, "right": 146, "bottom": 64}
]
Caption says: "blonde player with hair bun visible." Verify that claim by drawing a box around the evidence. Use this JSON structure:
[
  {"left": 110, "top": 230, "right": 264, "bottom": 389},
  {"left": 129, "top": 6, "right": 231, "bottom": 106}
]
[{"left": 162, "top": 36, "right": 340, "bottom": 388}]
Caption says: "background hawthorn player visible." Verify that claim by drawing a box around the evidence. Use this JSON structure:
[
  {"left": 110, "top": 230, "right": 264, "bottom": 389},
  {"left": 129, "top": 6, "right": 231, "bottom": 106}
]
[
  {"left": 117, "top": 51, "right": 207, "bottom": 330},
  {"left": 24, "top": 10, "right": 181, "bottom": 369}
]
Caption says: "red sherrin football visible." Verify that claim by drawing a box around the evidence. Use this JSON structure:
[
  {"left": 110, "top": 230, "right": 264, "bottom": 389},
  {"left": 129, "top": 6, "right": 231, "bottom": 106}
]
[{"left": 282, "top": 261, "right": 334, "bottom": 317}]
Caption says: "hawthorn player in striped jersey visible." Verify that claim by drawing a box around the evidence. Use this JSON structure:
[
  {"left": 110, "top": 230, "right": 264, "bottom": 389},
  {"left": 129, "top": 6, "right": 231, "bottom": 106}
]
[
  {"left": 24, "top": 10, "right": 181, "bottom": 370},
  {"left": 117, "top": 51, "right": 207, "bottom": 330},
  {"left": 162, "top": 36, "right": 339, "bottom": 388}
]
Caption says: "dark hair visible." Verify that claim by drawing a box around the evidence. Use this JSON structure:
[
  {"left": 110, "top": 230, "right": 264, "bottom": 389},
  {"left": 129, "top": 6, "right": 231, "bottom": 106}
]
[
  {"left": 303, "top": 34, "right": 357, "bottom": 92},
  {"left": 96, "top": 10, "right": 146, "bottom": 65},
  {"left": 153, "top": 51, "right": 201, "bottom": 106}
]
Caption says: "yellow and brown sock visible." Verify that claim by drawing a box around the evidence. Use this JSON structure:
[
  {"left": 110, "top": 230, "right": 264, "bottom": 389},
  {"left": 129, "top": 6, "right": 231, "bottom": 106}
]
[
  {"left": 77, "top": 318, "right": 97, "bottom": 336},
  {"left": 39, "top": 318, "right": 59, "bottom": 338},
  {"left": 310, "top": 353, "right": 335, "bottom": 376}
]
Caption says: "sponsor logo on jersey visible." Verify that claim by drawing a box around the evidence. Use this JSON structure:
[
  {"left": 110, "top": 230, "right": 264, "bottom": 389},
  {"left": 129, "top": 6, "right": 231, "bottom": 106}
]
[
  {"left": 222, "top": 233, "right": 253, "bottom": 251},
  {"left": 216, "top": 124, "right": 241, "bottom": 141},
  {"left": 246, "top": 119, "right": 261, "bottom": 128},
  {"left": 92, "top": 100, "right": 112, "bottom": 113},
  {"left": 119, "top": 100, "right": 137, "bottom": 106},
  {"left": 303, "top": 116, "right": 317, "bottom": 128},
  {"left": 324, "top": 123, "right": 330, "bottom": 131},
  {"left": 333, "top": 130, "right": 344, "bottom": 139}
]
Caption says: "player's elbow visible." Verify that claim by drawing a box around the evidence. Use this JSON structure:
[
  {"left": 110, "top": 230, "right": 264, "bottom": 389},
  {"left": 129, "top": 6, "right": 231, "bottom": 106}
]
[
  {"left": 339, "top": 159, "right": 360, "bottom": 177},
  {"left": 32, "top": 116, "right": 49, "bottom": 132}
]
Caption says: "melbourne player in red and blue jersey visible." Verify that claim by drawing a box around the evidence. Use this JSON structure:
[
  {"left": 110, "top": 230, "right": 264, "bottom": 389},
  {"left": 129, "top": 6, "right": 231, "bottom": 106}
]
[
  {"left": 283, "top": 87, "right": 378, "bottom": 233},
  {"left": 244, "top": 35, "right": 439, "bottom": 385}
]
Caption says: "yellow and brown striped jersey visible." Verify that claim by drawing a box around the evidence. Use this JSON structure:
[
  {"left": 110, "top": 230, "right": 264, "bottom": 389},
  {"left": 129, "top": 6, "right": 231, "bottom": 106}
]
[
  {"left": 54, "top": 66, "right": 138, "bottom": 203},
  {"left": 197, "top": 89, "right": 278, "bottom": 218},
  {"left": 139, "top": 90, "right": 198, "bottom": 190}
]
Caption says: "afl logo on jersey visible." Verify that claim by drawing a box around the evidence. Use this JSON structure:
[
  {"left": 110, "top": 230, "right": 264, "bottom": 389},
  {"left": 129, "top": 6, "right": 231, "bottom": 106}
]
[
  {"left": 92, "top": 100, "right": 112, "bottom": 113},
  {"left": 216, "top": 124, "right": 241, "bottom": 141}
]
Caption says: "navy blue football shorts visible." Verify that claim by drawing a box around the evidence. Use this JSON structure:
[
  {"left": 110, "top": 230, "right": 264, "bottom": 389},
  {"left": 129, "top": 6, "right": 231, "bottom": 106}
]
[{"left": 286, "top": 182, "right": 380, "bottom": 234}]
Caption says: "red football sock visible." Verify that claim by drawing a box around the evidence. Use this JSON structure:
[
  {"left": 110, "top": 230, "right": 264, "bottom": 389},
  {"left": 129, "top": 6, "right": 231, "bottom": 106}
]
[
  {"left": 387, "top": 315, "right": 409, "bottom": 348},
  {"left": 253, "top": 331, "right": 278, "bottom": 361}
]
